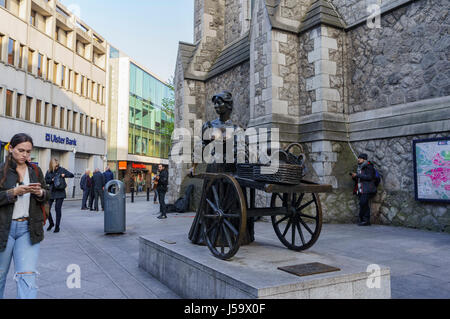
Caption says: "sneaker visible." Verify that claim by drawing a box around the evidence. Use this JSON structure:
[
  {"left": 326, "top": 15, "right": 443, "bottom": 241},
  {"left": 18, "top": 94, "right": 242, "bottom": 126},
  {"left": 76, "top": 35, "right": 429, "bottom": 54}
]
[
  {"left": 157, "top": 214, "right": 167, "bottom": 219},
  {"left": 358, "top": 221, "right": 371, "bottom": 226}
]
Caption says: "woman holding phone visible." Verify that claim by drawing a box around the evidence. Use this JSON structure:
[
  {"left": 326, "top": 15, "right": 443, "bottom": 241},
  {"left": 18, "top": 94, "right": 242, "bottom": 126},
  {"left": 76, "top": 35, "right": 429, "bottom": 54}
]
[
  {"left": 0, "top": 133, "right": 49, "bottom": 299},
  {"left": 45, "top": 159, "right": 74, "bottom": 233}
]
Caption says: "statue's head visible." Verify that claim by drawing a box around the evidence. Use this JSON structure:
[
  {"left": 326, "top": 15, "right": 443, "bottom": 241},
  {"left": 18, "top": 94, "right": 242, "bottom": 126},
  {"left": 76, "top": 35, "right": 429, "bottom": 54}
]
[{"left": 212, "top": 91, "right": 233, "bottom": 116}]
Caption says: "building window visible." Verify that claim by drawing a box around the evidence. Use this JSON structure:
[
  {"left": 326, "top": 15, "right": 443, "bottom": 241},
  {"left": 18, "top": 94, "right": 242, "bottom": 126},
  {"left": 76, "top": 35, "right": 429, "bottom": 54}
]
[
  {"left": 74, "top": 72, "right": 79, "bottom": 93},
  {"left": 25, "top": 97, "right": 32, "bottom": 121},
  {"left": 56, "top": 6, "right": 70, "bottom": 18},
  {"left": 0, "top": 35, "right": 3, "bottom": 60},
  {"left": 18, "top": 44, "right": 24, "bottom": 69},
  {"left": 76, "top": 40, "right": 85, "bottom": 57},
  {"left": 53, "top": 62, "right": 59, "bottom": 85},
  {"left": 6, "top": 0, "right": 19, "bottom": 15},
  {"left": 30, "top": 10, "right": 36, "bottom": 26},
  {"left": 37, "top": 53, "right": 43, "bottom": 77},
  {"left": 97, "top": 83, "right": 101, "bottom": 103},
  {"left": 5, "top": 90, "right": 13, "bottom": 117},
  {"left": 35, "top": 99, "right": 42, "bottom": 124},
  {"left": 51, "top": 105, "right": 57, "bottom": 127},
  {"left": 91, "top": 81, "right": 95, "bottom": 100},
  {"left": 90, "top": 117, "right": 94, "bottom": 136},
  {"left": 79, "top": 114, "right": 84, "bottom": 134},
  {"left": 66, "top": 110, "right": 71, "bottom": 130},
  {"left": 68, "top": 69, "right": 72, "bottom": 90},
  {"left": 16, "top": 93, "right": 22, "bottom": 118},
  {"left": 46, "top": 58, "right": 51, "bottom": 80},
  {"left": 96, "top": 119, "right": 100, "bottom": 138},
  {"left": 80, "top": 75, "right": 85, "bottom": 96},
  {"left": 44, "top": 103, "right": 49, "bottom": 125},
  {"left": 8, "top": 38, "right": 15, "bottom": 65},
  {"left": 61, "top": 65, "right": 65, "bottom": 88},
  {"left": 0, "top": 0, "right": 5, "bottom": 8},
  {"left": 27, "top": 48, "right": 34, "bottom": 73},
  {"left": 60, "top": 107, "right": 65, "bottom": 129},
  {"left": 72, "top": 112, "right": 77, "bottom": 132},
  {"left": 85, "top": 116, "right": 89, "bottom": 135}
]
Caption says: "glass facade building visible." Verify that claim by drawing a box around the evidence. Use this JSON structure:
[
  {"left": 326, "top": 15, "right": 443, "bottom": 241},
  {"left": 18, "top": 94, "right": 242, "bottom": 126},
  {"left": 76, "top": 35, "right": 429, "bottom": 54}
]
[{"left": 128, "top": 63, "right": 173, "bottom": 159}]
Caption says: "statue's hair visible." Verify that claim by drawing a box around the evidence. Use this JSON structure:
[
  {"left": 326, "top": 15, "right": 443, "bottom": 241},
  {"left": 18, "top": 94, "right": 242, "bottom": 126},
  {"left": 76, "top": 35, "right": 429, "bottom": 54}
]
[{"left": 212, "top": 91, "right": 233, "bottom": 109}]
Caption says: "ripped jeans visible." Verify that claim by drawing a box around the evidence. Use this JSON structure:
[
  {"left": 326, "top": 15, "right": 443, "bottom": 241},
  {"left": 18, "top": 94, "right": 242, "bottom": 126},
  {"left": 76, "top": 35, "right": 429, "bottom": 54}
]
[{"left": 0, "top": 220, "right": 40, "bottom": 299}]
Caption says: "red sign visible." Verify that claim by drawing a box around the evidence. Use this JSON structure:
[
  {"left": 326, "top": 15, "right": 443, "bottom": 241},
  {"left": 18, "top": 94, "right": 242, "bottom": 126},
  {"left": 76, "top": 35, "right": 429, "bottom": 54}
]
[{"left": 132, "top": 163, "right": 147, "bottom": 169}]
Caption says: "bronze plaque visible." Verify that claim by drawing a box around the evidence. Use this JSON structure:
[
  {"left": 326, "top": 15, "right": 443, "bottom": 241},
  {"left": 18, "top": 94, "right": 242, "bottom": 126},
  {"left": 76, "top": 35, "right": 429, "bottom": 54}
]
[{"left": 278, "top": 262, "right": 340, "bottom": 277}]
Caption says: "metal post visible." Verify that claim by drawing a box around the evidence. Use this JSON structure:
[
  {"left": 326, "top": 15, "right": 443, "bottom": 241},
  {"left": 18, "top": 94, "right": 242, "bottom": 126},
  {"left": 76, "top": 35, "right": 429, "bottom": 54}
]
[
  {"left": 72, "top": 186, "right": 76, "bottom": 198},
  {"left": 147, "top": 187, "right": 150, "bottom": 201},
  {"left": 131, "top": 187, "right": 134, "bottom": 203}
]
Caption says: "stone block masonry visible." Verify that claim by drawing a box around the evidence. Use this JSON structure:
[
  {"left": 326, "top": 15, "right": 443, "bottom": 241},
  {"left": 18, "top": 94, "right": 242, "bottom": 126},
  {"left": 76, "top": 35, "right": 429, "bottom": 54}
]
[{"left": 172, "top": 0, "right": 450, "bottom": 233}]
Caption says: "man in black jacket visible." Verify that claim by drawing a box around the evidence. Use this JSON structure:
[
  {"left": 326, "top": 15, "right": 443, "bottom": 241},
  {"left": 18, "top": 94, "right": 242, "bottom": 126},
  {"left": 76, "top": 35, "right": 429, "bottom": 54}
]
[
  {"left": 80, "top": 170, "right": 91, "bottom": 210},
  {"left": 92, "top": 169, "right": 105, "bottom": 211},
  {"left": 156, "top": 164, "right": 169, "bottom": 219},
  {"left": 351, "top": 153, "right": 377, "bottom": 226}
]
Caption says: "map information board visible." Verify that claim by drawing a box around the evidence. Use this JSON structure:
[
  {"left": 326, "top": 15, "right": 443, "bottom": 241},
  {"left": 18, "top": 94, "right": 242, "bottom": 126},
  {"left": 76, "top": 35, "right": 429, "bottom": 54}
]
[{"left": 413, "top": 138, "right": 450, "bottom": 202}]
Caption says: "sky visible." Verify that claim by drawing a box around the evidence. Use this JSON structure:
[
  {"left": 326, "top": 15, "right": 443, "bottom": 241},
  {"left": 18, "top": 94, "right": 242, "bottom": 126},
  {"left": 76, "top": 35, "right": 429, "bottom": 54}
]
[{"left": 60, "top": 0, "right": 194, "bottom": 83}]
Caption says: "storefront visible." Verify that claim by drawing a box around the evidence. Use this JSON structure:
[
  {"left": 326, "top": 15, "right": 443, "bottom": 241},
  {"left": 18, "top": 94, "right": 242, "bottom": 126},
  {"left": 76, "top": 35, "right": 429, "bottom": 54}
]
[{"left": 116, "top": 161, "right": 154, "bottom": 193}]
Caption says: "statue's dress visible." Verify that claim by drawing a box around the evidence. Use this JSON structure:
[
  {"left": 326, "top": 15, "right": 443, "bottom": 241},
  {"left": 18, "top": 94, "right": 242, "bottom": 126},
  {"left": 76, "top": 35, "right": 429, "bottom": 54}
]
[{"left": 188, "top": 118, "right": 255, "bottom": 245}]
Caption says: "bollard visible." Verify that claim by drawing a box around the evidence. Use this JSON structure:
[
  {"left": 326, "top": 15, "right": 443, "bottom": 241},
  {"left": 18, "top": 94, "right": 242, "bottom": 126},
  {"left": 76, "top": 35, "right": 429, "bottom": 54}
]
[
  {"left": 147, "top": 187, "right": 150, "bottom": 201},
  {"left": 131, "top": 187, "right": 134, "bottom": 203},
  {"left": 72, "top": 186, "right": 76, "bottom": 198}
]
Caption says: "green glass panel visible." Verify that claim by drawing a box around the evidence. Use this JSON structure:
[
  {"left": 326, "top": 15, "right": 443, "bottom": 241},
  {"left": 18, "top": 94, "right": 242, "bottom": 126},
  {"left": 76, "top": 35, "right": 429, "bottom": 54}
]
[
  {"left": 135, "top": 108, "right": 142, "bottom": 127},
  {"left": 136, "top": 67, "right": 143, "bottom": 97},
  {"left": 130, "top": 65, "right": 137, "bottom": 94},
  {"left": 129, "top": 107, "right": 134, "bottom": 124}
]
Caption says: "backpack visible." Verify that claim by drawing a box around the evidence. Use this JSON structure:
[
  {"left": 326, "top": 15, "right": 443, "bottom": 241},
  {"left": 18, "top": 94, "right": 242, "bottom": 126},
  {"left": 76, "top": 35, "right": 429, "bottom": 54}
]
[
  {"left": 53, "top": 173, "right": 67, "bottom": 190},
  {"left": 370, "top": 163, "right": 382, "bottom": 187}
]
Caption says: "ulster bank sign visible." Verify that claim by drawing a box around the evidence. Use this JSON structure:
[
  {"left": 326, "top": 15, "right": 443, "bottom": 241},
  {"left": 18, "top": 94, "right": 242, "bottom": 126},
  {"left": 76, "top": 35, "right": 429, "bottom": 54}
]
[{"left": 45, "top": 133, "right": 77, "bottom": 146}]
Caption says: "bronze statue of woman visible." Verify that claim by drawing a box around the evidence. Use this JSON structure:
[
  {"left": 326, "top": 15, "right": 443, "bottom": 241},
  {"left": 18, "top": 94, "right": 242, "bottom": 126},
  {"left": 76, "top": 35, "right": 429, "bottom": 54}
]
[{"left": 188, "top": 91, "right": 255, "bottom": 246}]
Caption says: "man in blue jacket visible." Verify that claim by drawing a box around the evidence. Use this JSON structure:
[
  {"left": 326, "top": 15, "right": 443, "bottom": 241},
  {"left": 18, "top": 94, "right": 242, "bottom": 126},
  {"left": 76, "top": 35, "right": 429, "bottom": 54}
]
[
  {"left": 92, "top": 168, "right": 105, "bottom": 211},
  {"left": 103, "top": 166, "right": 114, "bottom": 185},
  {"left": 80, "top": 169, "right": 91, "bottom": 210},
  {"left": 351, "top": 153, "right": 377, "bottom": 226}
]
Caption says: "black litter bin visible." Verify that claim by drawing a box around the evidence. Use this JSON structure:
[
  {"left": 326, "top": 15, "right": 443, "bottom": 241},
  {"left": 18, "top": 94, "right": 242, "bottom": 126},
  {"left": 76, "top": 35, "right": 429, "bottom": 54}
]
[{"left": 104, "top": 180, "right": 126, "bottom": 234}]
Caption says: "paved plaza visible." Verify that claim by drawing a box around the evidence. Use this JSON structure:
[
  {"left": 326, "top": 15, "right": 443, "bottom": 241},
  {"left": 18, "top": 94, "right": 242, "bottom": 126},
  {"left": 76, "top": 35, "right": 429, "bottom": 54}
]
[{"left": 3, "top": 196, "right": 450, "bottom": 299}]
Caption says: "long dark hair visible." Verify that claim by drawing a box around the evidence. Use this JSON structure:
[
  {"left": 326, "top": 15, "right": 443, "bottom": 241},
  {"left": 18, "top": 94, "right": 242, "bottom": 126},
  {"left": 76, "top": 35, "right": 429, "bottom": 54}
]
[{"left": 0, "top": 133, "right": 34, "bottom": 187}]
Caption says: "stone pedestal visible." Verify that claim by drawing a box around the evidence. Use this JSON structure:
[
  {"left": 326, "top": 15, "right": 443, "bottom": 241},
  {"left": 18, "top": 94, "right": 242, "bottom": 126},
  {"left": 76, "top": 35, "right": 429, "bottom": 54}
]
[{"left": 139, "top": 233, "right": 391, "bottom": 299}]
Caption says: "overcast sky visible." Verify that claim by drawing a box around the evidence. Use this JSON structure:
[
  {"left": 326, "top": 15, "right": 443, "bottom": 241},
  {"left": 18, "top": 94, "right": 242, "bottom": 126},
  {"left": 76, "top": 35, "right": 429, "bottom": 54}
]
[{"left": 60, "top": 0, "right": 195, "bottom": 83}]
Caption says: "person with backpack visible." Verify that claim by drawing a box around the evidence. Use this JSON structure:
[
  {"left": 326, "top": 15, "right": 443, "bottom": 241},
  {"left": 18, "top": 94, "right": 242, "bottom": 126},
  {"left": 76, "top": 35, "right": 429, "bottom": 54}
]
[
  {"left": 45, "top": 159, "right": 74, "bottom": 233},
  {"left": 351, "top": 153, "right": 378, "bottom": 226},
  {"left": 0, "top": 133, "right": 50, "bottom": 299}
]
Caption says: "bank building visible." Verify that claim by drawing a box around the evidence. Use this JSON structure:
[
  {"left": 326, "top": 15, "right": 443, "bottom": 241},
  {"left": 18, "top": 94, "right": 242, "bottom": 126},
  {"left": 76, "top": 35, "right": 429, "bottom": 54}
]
[{"left": 0, "top": 0, "right": 108, "bottom": 197}]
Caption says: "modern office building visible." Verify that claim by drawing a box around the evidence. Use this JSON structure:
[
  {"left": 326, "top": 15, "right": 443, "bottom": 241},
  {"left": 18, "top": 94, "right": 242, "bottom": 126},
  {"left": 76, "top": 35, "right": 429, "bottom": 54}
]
[
  {"left": 108, "top": 46, "right": 173, "bottom": 192},
  {"left": 0, "top": 0, "right": 108, "bottom": 197}
]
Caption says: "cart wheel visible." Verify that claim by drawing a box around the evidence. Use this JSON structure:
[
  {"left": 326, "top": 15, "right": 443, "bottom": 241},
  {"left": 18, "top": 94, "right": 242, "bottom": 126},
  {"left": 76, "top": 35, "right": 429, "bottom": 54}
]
[
  {"left": 271, "top": 192, "right": 322, "bottom": 251},
  {"left": 201, "top": 175, "right": 247, "bottom": 260}
]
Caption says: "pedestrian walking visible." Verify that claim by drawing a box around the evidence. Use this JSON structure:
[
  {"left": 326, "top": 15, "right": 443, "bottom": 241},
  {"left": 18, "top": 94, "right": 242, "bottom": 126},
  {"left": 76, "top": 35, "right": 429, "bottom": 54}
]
[
  {"left": 0, "top": 133, "right": 50, "bottom": 299},
  {"left": 80, "top": 170, "right": 91, "bottom": 210},
  {"left": 92, "top": 169, "right": 105, "bottom": 211},
  {"left": 155, "top": 165, "right": 168, "bottom": 219},
  {"left": 103, "top": 166, "right": 114, "bottom": 185},
  {"left": 351, "top": 153, "right": 377, "bottom": 226},
  {"left": 45, "top": 159, "right": 74, "bottom": 233}
]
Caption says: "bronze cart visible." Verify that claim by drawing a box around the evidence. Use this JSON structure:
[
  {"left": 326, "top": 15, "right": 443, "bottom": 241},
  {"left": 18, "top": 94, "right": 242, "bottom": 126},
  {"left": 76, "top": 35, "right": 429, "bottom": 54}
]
[{"left": 189, "top": 144, "right": 333, "bottom": 260}]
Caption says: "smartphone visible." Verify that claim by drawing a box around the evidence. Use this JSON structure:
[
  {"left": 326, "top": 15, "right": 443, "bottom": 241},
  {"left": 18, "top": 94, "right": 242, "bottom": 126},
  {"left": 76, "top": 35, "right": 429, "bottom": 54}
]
[{"left": 28, "top": 183, "right": 41, "bottom": 187}]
